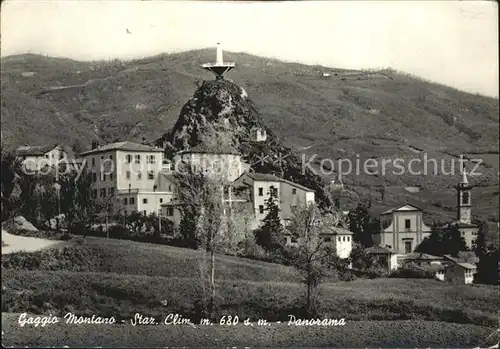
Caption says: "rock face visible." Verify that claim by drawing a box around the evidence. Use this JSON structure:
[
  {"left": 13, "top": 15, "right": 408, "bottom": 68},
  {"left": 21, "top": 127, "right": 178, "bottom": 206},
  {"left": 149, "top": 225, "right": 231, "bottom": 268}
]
[{"left": 157, "top": 79, "right": 331, "bottom": 207}]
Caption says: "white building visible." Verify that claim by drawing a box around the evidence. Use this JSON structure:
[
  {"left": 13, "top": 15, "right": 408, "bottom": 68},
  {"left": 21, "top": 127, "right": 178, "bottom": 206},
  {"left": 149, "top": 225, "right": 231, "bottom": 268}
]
[
  {"left": 372, "top": 204, "right": 432, "bottom": 254},
  {"left": 232, "top": 172, "right": 315, "bottom": 226},
  {"left": 79, "top": 141, "right": 174, "bottom": 216},
  {"left": 16, "top": 144, "right": 68, "bottom": 172}
]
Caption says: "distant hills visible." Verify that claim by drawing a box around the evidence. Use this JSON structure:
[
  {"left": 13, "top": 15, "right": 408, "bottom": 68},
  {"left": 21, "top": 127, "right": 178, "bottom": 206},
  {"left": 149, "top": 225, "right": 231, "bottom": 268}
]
[{"left": 1, "top": 50, "right": 498, "bottom": 225}]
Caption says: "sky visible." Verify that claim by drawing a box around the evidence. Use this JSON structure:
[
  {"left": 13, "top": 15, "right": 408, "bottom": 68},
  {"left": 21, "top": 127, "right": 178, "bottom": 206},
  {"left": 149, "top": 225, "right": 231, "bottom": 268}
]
[{"left": 1, "top": 1, "right": 498, "bottom": 97}]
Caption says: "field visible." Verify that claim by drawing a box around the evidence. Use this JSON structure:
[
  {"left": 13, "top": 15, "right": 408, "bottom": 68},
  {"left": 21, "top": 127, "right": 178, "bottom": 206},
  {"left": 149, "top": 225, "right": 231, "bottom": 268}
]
[{"left": 2, "top": 237, "right": 499, "bottom": 347}]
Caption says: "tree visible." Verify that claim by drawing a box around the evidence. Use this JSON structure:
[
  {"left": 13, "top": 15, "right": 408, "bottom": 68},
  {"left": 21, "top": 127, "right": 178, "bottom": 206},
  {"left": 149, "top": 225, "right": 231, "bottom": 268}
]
[
  {"left": 0, "top": 149, "right": 22, "bottom": 221},
  {"left": 347, "top": 202, "right": 378, "bottom": 247},
  {"left": 474, "top": 222, "right": 499, "bottom": 285},
  {"left": 416, "top": 224, "right": 467, "bottom": 257},
  {"left": 254, "top": 188, "right": 285, "bottom": 251},
  {"left": 287, "top": 202, "right": 337, "bottom": 316},
  {"left": 125, "top": 211, "right": 149, "bottom": 237},
  {"left": 57, "top": 169, "right": 94, "bottom": 233}
]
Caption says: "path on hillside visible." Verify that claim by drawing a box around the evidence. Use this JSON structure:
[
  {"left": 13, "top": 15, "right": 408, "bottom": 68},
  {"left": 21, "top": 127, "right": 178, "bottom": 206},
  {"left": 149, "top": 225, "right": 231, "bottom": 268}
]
[{"left": 1, "top": 230, "right": 64, "bottom": 255}]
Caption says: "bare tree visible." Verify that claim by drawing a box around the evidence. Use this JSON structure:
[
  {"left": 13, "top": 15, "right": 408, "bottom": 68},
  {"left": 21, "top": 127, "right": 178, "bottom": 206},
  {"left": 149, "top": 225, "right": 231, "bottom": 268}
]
[{"left": 287, "top": 203, "right": 341, "bottom": 316}]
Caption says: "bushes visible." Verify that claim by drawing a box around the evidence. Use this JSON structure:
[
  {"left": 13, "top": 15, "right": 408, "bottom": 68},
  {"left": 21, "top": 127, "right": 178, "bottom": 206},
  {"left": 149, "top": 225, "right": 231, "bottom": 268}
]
[{"left": 389, "top": 266, "right": 436, "bottom": 279}]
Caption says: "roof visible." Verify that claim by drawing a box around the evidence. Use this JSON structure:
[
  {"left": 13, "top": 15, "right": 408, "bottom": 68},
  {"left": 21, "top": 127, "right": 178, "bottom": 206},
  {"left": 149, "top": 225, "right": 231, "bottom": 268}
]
[
  {"left": 80, "top": 141, "right": 163, "bottom": 156},
  {"left": 16, "top": 144, "right": 61, "bottom": 156},
  {"left": 415, "top": 264, "right": 445, "bottom": 272},
  {"left": 177, "top": 145, "right": 240, "bottom": 156},
  {"left": 455, "top": 262, "right": 477, "bottom": 270},
  {"left": 366, "top": 245, "right": 394, "bottom": 254},
  {"left": 244, "top": 172, "right": 315, "bottom": 192},
  {"left": 401, "top": 253, "right": 443, "bottom": 261},
  {"left": 325, "top": 226, "right": 353, "bottom": 236},
  {"left": 380, "top": 204, "right": 423, "bottom": 215}
]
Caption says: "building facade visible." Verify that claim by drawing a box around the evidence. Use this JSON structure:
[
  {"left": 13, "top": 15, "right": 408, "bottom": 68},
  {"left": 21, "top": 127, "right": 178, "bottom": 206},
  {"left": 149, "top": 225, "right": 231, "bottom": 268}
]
[
  {"left": 16, "top": 144, "right": 69, "bottom": 172},
  {"left": 80, "top": 141, "right": 174, "bottom": 216},
  {"left": 373, "top": 204, "right": 432, "bottom": 254}
]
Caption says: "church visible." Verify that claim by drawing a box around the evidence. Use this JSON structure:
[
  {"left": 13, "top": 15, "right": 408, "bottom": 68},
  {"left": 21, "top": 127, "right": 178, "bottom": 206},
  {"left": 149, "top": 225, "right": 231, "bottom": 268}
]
[{"left": 372, "top": 170, "right": 478, "bottom": 254}]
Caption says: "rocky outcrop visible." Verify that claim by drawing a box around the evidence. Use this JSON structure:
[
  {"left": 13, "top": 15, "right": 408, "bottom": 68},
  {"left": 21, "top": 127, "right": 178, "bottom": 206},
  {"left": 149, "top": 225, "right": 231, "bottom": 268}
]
[{"left": 156, "top": 79, "right": 332, "bottom": 207}]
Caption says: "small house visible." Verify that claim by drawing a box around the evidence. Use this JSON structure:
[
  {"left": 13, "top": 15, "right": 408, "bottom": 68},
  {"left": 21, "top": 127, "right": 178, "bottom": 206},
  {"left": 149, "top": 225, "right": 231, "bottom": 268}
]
[{"left": 444, "top": 262, "right": 477, "bottom": 284}]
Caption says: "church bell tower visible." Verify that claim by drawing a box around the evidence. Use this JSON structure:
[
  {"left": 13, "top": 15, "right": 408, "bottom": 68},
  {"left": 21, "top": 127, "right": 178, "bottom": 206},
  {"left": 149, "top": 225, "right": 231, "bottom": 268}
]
[{"left": 456, "top": 169, "right": 472, "bottom": 224}]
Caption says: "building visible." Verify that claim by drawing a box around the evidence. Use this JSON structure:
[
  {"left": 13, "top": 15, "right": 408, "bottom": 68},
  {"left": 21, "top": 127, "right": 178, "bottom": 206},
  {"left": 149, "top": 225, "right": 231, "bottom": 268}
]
[
  {"left": 365, "top": 245, "right": 397, "bottom": 271},
  {"left": 250, "top": 127, "right": 267, "bottom": 142},
  {"left": 372, "top": 204, "right": 432, "bottom": 254},
  {"left": 16, "top": 144, "right": 68, "bottom": 172},
  {"left": 232, "top": 172, "right": 315, "bottom": 226},
  {"left": 444, "top": 262, "right": 477, "bottom": 284},
  {"left": 444, "top": 170, "right": 478, "bottom": 249},
  {"left": 172, "top": 146, "right": 244, "bottom": 183},
  {"left": 79, "top": 141, "right": 174, "bottom": 216},
  {"left": 325, "top": 226, "right": 353, "bottom": 259}
]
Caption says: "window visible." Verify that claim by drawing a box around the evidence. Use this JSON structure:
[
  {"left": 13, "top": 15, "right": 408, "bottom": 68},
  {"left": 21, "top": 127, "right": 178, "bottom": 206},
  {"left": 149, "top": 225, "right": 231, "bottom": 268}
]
[
  {"left": 135, "top": 154, "right": 141, "bottom": 164},
  {"left": 147, "top": 155, "right": 156, "bottom": 164},
  {"left": 258, "top": 187, "right": 264, "bottom": 196},
  {"left": 270, "top": 186, "right": 278, "bottom": 197},
  {"left": 148, "top": 171, "right": 154, "bottom": 180},
  {"left": 347, "top": 236, "right": 350, "bottom": 242},
  {"left": 92, "top": 157, "right": 96, "bottom": 167},
  {"left": 143, "top": 198, "right": 148, "bottom": 204},
  {"left": 110, "top": 173, "right": 114, "bottom": 180},
  {"left": 102, "top": 174, "right": 106, "bottom": 181},
  {"left": 91, "top": 189, "right": 97, "bottom": 199},
  {"left": 129, "top": 197, "right": 135, "bottom": 205},
  {"left": 292, "top": 188, "right": 297, "bottom": 195},
  {"left": 126, "top": 154, "right": 132, "bottom": 163},
  {"left": 342, "top": 236, "right": 346, "bottom": 242},
  {"left": 110, "top": 155, "right": 113, "bottom": 160},
  {"left": 137, "top": 172, "right": 142, "bottom": 179},
  {"left": 92, "top": 172, "right": 97, "bottom": 182},
  {"left": 143, "top": 210, "right": 147, "bottom": 215},
  {"left": 126, "top": 171, "right": 131, "bottom": 179},
  {"left": 404, "top": 241, "right": 412, "bottom": 254},
  {"left": 160, "top": 198, "right": 163, "bottom": 203},
  {"left": 166, "top": 207, "right": 174, "bottom": 216},
  {"left": 123, "top": 198, "right": 128, "bottom": 205},
  {"left": 108, "top": 187, "right": 114, "bottom": 195},
  {"left": 168, "top": 185, "right": 172, "bottom": 191},
  {"left": 259, "top": 205, "right": 264, "bottom": 214},
  {"left": 405, "top": 219, "right": 411, "bottom": 230},
  {"left": 462, "top": 192, "right": 470, "bottom": 205},
  {"left": 338, "top": 237, "right": 341, "bottom": 242},
  {"left": 100, "top": 188, "right": 106, "bottom": 198},
  {"left": 101, "top": 156, "right": 104, "bottom": 160}
]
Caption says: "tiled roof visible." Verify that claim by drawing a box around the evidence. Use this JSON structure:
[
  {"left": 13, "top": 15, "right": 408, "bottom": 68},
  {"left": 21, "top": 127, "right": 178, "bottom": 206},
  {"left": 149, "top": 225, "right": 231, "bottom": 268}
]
[
  {"left": 401, "top": 253, "right": 443, "bottom": 260},
  {"left": 380, "top": 204, "right": 423, "bottom": 215},
  {"left": 448, "top": 221, "right": 478, "bottom": 229},
  {"left": 366, "top": 245, "right": 393, "bottom": 254},
  {"left": 16, "top": 145, "right": 59, "bottom": 156},
  {"left": 456, "top": 262, "right": 477, "bottom": 270},
  {"left": 80, "top": 141, "right": 163, "bottom": 156},
  {"left": 245, "top": 172, "right": 315, "bottom": 192},
  {"left": 325, "top": 226, "right": 353, "bottom": 235}
]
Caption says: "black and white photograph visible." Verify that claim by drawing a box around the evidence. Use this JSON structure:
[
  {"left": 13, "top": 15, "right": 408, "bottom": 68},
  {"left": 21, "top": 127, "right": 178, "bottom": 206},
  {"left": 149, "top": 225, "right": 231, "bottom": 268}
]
[{"left": 1, "top": 0, "right": 499, "bottom": 347}]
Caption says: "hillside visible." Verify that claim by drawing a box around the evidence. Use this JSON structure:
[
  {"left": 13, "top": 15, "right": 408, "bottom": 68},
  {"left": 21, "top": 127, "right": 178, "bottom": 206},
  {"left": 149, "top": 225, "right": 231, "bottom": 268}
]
[
  {"left": 2, "top": 237, "right": 499, "bottom": 347},
  {"left": 1, "top": 50, "right": 498, "bottom": 223}
]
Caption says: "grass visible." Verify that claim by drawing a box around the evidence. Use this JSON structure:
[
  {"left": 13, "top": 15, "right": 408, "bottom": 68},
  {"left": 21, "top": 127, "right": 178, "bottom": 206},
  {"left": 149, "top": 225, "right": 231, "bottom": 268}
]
[
  {"left": 2, "top": 313, "right": 498, "bottom": 348},
  {"left": 2, "top": 237, "right": 498, "bottom": 328}
]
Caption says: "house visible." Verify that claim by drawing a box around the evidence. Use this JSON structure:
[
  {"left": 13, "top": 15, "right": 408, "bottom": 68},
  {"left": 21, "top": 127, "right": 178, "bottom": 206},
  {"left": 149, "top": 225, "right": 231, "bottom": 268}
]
[
  {"left": 365, "top": 245, "right": 397, "bottom": 271},
  {"left": 16, "top": 144, "right": 69, "bottom": 172},
  {"left": 232, "top": 172, "right": 315, "bottom": 227},
  {"left": 172, "top": 145, "right": 244, "bottom": 183},
  {"left": 372, "top": 204, "right": 432, "bottom": 254},
  {"left": 397, "top": 252, "right": 444, "bottom": 269},
  {"left": 444, "top": 262, "right": 477, "bottom": 284},
  {"left": 79, "top": 141, "right": 174, "bottom": 216},
  {"left": 250, "top": 127, "right": 267, "bottom": 142},
  {"left": 284, "top": 221, "right": 354, "bottom": 259}
]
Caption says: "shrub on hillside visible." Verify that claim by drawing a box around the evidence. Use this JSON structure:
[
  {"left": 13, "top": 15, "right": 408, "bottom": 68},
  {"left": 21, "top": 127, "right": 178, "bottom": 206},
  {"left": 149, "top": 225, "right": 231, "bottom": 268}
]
[
  {"left": 108, "top": 225, "right": 131, "bottom": 240},
  {"left": 389, "top": 266, "right": 436, "bottom": 279}
]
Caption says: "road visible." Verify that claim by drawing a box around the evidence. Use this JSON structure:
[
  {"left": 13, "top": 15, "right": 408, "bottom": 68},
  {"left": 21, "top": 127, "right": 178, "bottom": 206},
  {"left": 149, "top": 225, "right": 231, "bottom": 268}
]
[{"left": 1, "top": 230, "right": 63, "bottom": 255}]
